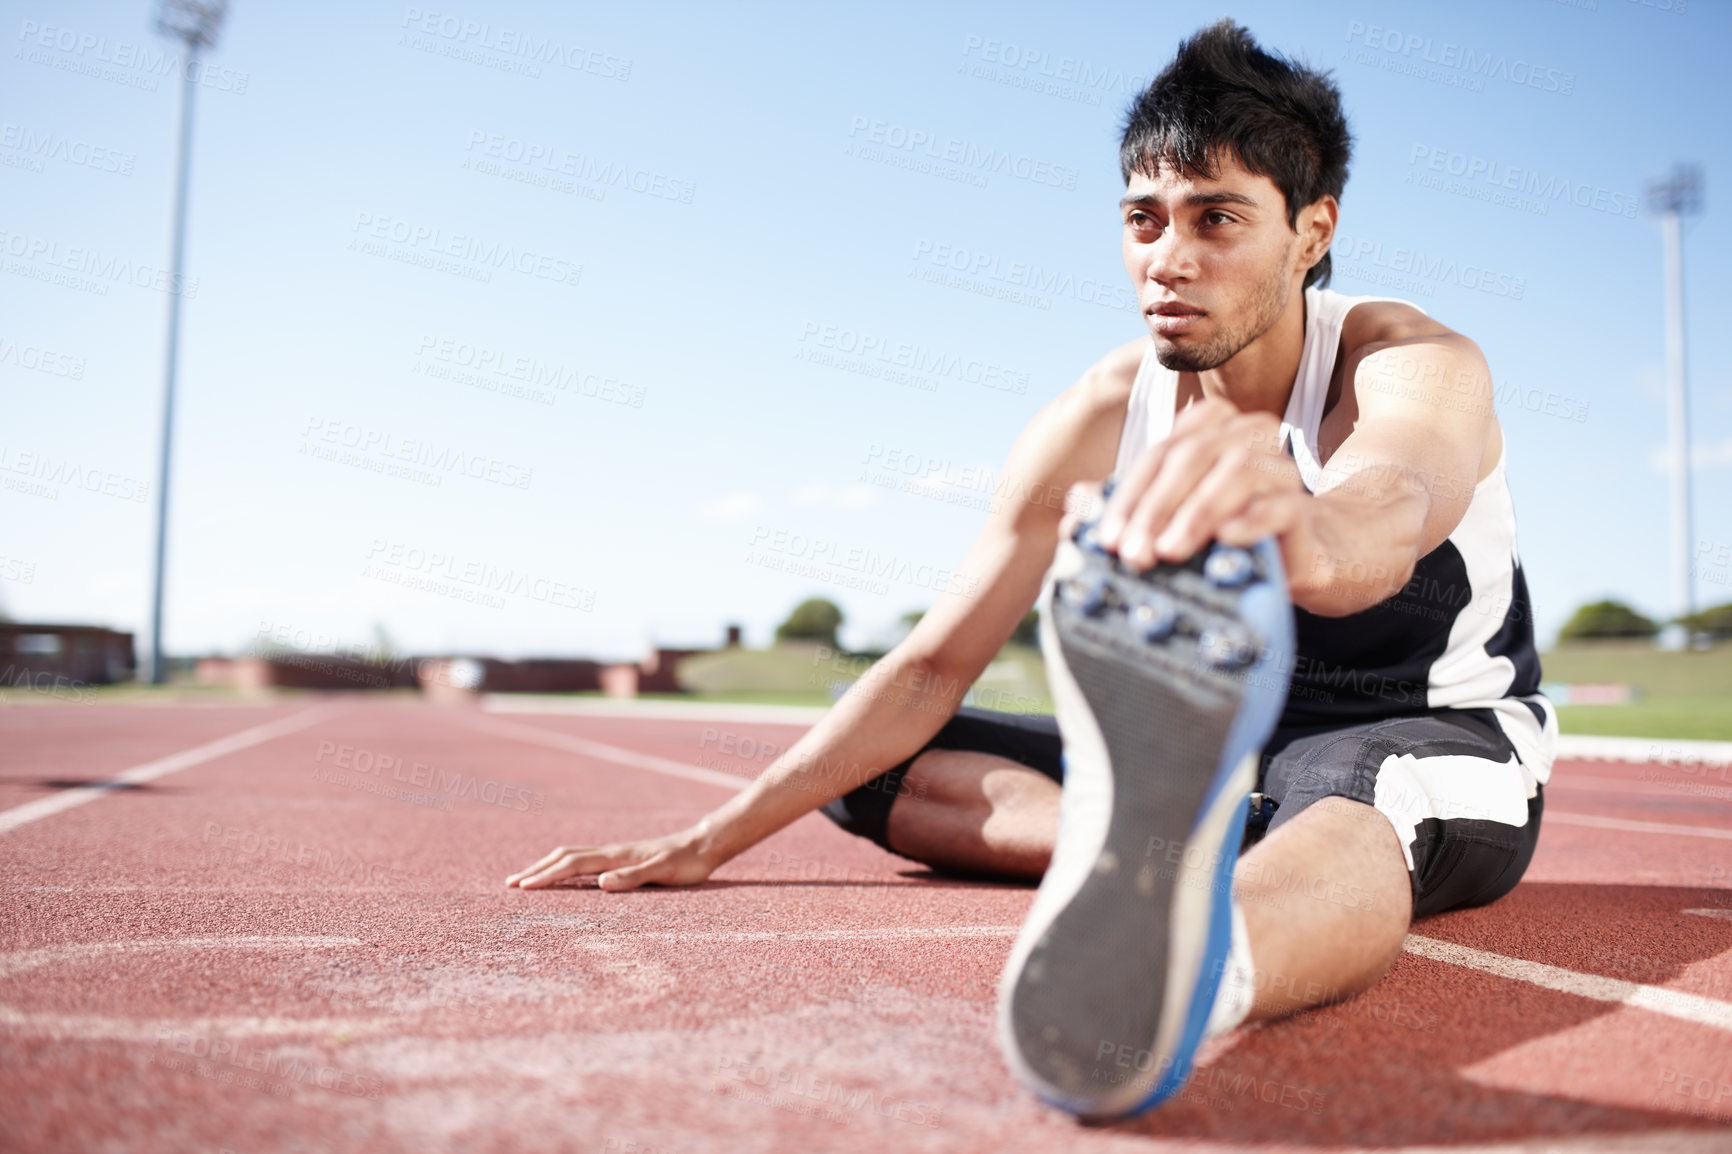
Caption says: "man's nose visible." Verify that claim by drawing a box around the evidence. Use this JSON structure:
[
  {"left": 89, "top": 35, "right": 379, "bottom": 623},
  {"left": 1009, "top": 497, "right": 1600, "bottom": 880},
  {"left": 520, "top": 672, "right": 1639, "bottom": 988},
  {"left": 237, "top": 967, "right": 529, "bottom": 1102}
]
[{"left": 1146, "top": 228, "right": 1197, "bottom": 284}]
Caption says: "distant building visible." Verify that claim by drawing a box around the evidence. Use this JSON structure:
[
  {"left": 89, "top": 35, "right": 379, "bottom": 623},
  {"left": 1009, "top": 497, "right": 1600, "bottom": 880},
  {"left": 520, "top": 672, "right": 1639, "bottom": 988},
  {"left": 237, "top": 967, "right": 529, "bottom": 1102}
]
[
  {"left": 190, "top": 627, "right": 733, "bottom": 698},
  {"left": 417, "top": 657, "right": 604, "bottom": 699},
  {"left": 0, "top": 623, "right": 135, "bottom": 686},
  {"left": 195, "top": 654, "right": 418, "bottom": 691}
]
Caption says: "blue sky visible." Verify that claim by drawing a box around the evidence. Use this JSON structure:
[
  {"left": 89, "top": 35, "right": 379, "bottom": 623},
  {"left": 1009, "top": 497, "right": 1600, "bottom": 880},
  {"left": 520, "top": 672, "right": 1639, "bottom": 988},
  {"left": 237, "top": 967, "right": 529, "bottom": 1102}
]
[{"left": 2, "top": 0, "right": 1728, "bottom": 662}]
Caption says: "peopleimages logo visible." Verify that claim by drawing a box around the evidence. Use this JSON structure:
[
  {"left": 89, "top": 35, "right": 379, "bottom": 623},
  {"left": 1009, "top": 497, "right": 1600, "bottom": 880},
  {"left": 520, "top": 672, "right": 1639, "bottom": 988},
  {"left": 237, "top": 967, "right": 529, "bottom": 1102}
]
[
  {"left": 398, "top": 7, "right": 631, "bottom": 80},
  {"left": 1332, "top": 232, "right": 1526, "bottom": 301},
  {"left": 347, "top": 212, "right": 582, "bottom": 287},
  {"left": 0, "top": 123, "right": 134, "bottom": 175},
  {"left": 846, "top": 116, "right": 1079, "bottom": 190},
  {"left": 1343, "top": 21, "right": 1575, "bottom": 95},
  {"left": 15, "top": 19, "right": 251, "bottom": 93},
  {"left": 910, "top": 239, "right": 1138, "bottom": 313},
  {"left": 0, "top": 227, "right": 198, "bottom": 296},
  {"left": 1407, "top": 146, "right": 1639, "bottom": 219}
]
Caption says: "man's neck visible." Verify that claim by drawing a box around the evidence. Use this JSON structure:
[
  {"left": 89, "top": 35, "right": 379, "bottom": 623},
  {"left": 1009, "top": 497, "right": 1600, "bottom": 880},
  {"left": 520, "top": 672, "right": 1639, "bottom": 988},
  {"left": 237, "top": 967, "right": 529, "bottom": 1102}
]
[{"left": 1195, "top": 286, "right": 1309, "bottom": 418}]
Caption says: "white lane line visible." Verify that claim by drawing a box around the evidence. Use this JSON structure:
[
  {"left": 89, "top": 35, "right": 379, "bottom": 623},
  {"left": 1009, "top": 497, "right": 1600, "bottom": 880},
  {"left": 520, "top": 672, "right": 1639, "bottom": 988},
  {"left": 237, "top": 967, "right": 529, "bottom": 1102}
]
[
  {"left": 0, "top": 935, "right": 361, "bottom": 979},
  {"left": 579, "top": 925, "right": 1020, "bottom": 943},
  {"left": 0, "top": 704, "right": 346, "bottom": 836},
  {"left": 1556, "top": 734, "right": 1732, "bottom": 768},
  {"left": 1403, "top": 934, "right": 1732, "bottom": 1032},
  {"left": 0, "top": 1009, "right": 397, "bottom": 1042},
  {"left": 1546, "top": 775, "right": 1732, "bottom": 803},
  {"left": 1545, "top": 810, "right": 1732, "bottom": 840},
  {"left": 457, "top": 714, "right": 750, "bottom": 793},
  {"left": 481, "top": 695, "right": 827, "bottom": 725},
  {"left": 0, "top": 935, "right": 400, "bottom": 1040},
  {"left": 1684, "top": 909, "right": 1732, "bottom": 921}
]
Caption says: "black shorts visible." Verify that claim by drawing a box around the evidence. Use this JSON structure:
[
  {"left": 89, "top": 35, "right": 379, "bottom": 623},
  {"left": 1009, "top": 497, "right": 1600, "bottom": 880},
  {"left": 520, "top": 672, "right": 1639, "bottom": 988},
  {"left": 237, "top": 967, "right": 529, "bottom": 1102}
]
[{"left": 820, "top": 705, "right": 1544, "bottom": 920}]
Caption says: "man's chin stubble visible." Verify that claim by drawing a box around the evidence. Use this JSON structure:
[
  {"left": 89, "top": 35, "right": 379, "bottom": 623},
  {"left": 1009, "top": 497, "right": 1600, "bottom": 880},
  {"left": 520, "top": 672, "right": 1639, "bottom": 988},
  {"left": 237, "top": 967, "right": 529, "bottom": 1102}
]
[{"left": 1153, "top": 337, "right": 1234, "bottom": 373}]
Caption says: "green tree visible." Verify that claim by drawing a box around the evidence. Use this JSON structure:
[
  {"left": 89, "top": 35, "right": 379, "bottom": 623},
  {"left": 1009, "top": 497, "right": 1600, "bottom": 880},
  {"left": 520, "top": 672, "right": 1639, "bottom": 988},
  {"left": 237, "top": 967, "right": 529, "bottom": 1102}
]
[
  {"left": 776, "top": 598, "right": 843, "bottom": 648},
  {"left": 1678, "top": 602, "right": 1732, "bottom": 641},
  {"left": 1558, "top": 600, "right": 1660, "bottom": 642},
  {"left": 1009, "top": 609, "right": 1040, "bottom": 647}
]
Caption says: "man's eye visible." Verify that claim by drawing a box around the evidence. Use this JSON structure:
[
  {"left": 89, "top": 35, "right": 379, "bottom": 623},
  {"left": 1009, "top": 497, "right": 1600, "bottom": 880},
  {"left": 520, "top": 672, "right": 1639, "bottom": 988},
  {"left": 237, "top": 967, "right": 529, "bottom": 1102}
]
[{"left": 1204, "top": 211, "right": 1234, "bottom": 226}]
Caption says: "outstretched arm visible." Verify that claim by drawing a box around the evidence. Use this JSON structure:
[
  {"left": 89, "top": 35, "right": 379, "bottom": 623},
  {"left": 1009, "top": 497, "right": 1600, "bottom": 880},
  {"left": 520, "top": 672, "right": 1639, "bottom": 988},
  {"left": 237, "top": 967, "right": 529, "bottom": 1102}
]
[{"left": 507, "top": 341, "right": 1141, "bottom": 890}]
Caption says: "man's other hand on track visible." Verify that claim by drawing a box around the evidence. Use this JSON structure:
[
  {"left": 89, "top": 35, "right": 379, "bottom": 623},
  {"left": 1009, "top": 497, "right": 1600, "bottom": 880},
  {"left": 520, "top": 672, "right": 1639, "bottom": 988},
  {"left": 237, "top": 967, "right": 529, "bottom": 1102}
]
[{"left": 506, "top": 828, "right": 716, "bottom": 891}]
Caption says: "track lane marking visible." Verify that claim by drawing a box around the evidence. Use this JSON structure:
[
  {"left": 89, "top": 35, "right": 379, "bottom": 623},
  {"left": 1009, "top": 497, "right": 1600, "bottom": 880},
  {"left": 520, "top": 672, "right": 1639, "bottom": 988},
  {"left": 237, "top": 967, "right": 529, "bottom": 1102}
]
[
  {"left": 1555, "top": 734, "right": 1732, "bottom": 768},
  {"left": 578, "top": 926, "right": 1020, "bottom": 943},
  {"left": 1546, "top": 775, "right": 1732, "bottom": 803},
  {"left": 455, "top": 714, "right": 751, "bottom": 792},
  {"left": 1403, "top": 934, "right": 1732, "bottom": 1032},
  {"left": 0, "top": 934, "right": 361, "bottom": 979},
  {"left": 0, "top": 935, "right": 400, "bottom": 1040},
  {"left": 481, "top": 695, "right": 828, "bottom": 725},
  {"left": 0, "top": 704, "right": 346, "bottom": 836},
  {"left": 1545, "top": 810, "right": 1732, "bottom": 840}
]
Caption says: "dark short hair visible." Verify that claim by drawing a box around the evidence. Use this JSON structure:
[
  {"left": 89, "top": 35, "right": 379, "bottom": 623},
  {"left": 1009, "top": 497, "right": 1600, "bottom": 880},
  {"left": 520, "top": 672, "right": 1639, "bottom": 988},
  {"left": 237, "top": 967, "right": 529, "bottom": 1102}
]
[{"left": 1121, "top": 20, "right": 1351, "bottom": 289}]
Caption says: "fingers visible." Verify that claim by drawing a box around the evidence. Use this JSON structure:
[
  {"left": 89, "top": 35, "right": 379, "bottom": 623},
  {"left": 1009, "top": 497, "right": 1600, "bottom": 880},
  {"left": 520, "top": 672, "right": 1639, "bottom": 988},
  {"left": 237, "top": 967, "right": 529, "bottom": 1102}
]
[
  {"left": 504, "top": 845, "right": 577, "bottom": 887},
  {"left": 1114, "top": 435, "right": 1223, "bottom": 566},
  {"left": 1097, "top": 440, "right": 1170, "bottom": 548},
  {"left": 506, "top": 844, "right": 629, "bottom": 889},
  {"left": 1102, "top": 409, "right": 1291, "bottom": 567},
  {"left": 1217, "top": 488, "right": 1304, "bottom": 547},
  {"left": 1155, "top": 449, "right": 1301, "bottom": 560},
  {"left": 1057, "top": 481, "right": 1104, "bottom": 542},
  {"left": 597, "top": 851, "right": 670, "bottom": 893},
  {"left": 1098, "top": 399, "right": 1240, "bottom": 559}
]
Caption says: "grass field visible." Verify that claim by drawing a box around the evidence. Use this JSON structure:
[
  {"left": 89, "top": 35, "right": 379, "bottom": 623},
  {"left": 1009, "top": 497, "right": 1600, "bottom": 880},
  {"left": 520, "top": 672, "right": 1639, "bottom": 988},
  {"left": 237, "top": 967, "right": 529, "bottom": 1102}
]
[
  {"left": 674, "top": 641, "right": 1054, "bottom": 714},
  {"left": 675, "top": 640, "right": 1732, "bottom": 740},
  {"left": 1542, "top": 640, "right": 1732, "bottom": 740},
  {"left": 23, "top": 640, "right": 1718, "bottom": 742}
]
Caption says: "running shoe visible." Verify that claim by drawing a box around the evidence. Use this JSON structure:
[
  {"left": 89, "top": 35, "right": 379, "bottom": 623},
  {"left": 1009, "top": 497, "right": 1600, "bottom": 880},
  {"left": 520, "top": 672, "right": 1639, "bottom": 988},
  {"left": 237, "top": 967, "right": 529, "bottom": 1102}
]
[{"left": 996, "top": 509, "right": 1294, "bottom": 1120}]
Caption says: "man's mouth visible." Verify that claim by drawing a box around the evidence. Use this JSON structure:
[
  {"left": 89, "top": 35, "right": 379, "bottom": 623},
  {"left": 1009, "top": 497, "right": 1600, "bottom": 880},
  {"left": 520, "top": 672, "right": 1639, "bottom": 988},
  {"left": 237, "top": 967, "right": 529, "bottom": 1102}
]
[{"left": 1146, "top": 300, "right": 1206, "bottom": 336}]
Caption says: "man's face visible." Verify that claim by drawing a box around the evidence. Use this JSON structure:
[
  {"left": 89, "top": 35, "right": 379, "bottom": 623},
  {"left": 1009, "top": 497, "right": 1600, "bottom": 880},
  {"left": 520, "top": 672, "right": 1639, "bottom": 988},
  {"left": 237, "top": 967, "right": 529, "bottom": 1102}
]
[{"left": 1120, "top": 154, "right": 1309, "bottom": 372}]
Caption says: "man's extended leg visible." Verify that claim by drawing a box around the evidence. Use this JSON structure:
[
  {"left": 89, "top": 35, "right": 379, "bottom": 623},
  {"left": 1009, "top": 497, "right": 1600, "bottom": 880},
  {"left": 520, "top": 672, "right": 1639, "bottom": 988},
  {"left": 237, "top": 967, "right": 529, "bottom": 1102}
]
[
  {"left": 886, "top": 751, "right": 1414, "bottom": 1016},
  {"left": 880, "top": 748, "right": 1415, "bottom": 1018},
  {"left": 820, "top": 704, "right": 1543, "bottom": 1026},
  {"left": 1232, "top": 796, "right": 1412, "bottom": 1020}
]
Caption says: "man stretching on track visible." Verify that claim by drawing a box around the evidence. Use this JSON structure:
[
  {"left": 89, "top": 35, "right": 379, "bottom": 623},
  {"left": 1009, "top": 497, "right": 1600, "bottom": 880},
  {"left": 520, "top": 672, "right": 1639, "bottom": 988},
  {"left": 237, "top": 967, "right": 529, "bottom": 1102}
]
[{"left": 509, "top": 21, "right": 1554, "bottom": 1120}]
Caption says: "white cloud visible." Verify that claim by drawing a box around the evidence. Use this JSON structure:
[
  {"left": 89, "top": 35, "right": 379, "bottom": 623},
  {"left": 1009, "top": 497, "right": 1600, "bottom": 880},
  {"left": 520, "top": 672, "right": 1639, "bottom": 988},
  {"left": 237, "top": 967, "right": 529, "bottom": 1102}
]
[
  {"left": 699, "top": 491, "right": 762, "bottom": 522},
  {"left": 1648, "top": 436, "right": 1732, "bottom": 472},
  {"left": 787, "top": 482, "right": 876, "bottom": 510}
]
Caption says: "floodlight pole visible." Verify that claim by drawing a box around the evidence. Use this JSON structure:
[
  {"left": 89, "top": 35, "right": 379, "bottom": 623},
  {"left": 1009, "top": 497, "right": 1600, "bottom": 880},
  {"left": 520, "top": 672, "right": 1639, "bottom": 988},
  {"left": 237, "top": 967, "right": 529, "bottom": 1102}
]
[
  {"left": 1646, "top": 166, "right": 1701, "bottom": 646},
  {"left": 146, "top": 2, "right": 226, "bottom": 683}
]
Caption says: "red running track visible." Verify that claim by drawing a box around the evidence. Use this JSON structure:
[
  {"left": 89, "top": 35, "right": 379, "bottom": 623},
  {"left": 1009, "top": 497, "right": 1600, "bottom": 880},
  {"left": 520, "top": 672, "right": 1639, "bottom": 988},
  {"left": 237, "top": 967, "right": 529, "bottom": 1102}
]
[{"left": 2, "top": 696, "right": 1731, "bottom": 1153}]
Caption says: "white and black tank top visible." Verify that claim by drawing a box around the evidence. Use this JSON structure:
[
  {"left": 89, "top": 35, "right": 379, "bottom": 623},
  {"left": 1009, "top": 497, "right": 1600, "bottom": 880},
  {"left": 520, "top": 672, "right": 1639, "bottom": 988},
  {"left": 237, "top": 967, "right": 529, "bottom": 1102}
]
[{"left": 1112, "top": 286, "right": 1556, "bottom": 781}]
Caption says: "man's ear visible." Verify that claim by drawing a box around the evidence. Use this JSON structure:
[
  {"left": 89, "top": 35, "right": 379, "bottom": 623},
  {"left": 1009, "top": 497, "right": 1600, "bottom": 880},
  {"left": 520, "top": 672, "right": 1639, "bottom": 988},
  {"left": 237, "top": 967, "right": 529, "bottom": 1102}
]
[{"left": 1295, "top": 195, "right": 1338, "bottom": 273}]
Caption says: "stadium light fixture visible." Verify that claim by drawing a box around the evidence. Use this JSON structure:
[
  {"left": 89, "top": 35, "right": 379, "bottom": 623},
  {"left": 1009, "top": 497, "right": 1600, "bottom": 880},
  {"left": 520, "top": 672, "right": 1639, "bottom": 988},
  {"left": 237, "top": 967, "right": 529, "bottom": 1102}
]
[
  {"left": 145, "top": 0, "right": 229, "bottom": 683},
  {"left": 1644, "top": 165, "right": 1702, "bottom": 647}
]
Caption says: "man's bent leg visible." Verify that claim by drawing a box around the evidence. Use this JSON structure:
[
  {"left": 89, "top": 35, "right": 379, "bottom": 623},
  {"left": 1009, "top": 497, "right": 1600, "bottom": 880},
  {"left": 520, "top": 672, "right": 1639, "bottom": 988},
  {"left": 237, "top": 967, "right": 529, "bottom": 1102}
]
[
  {"left": 819, "top": 705, "right": 1065, "bottom": 880},
  {"left": 886, "top": 750, "right": 1060, "bottom": 879},
  {"left": 1233, "top": 795, "right": 1412, "bottom": 1020}
]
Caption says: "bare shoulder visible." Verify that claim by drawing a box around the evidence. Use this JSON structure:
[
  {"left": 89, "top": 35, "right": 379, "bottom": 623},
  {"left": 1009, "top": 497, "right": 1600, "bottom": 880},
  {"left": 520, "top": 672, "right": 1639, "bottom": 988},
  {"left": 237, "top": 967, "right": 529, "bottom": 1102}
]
[
  {"left": 1042, "top": 336, "right": 1146, "bottom": 429},
  {"left": 1012, "top": 336, "right": 1146, "bottom": 446},
  {"left": 1078, "top": 335, "right": 1148, "bottom": 403},
  {"left": 991, "top": 337, "right": 1147, "bottom": 529},
  {"left": 1341, "top": 300, "right": 1483, "bottom": 364}
]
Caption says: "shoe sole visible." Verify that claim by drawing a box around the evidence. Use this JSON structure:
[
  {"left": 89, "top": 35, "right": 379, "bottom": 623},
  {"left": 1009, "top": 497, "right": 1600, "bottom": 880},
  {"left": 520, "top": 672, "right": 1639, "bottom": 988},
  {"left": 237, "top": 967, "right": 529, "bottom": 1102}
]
[{"left": 997, "top": 528, "right": 1293, "bottom": 1120}]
